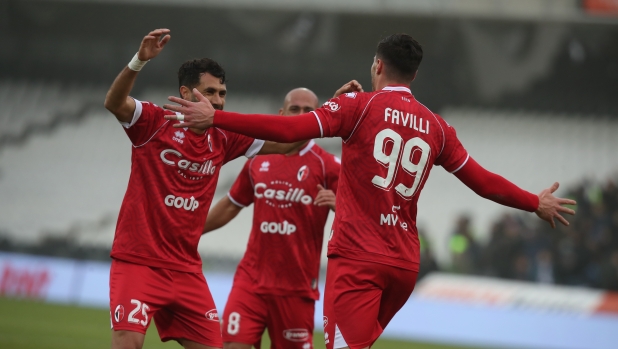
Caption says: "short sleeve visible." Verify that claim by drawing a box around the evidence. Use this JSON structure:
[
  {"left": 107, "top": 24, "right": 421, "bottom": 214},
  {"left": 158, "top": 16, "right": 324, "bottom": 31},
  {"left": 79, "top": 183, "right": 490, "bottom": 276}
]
[
  {"left": 227, "top": 160, "right": 255, "bottom": 207},
  {"left": 324, "top": 154, "right": 341, "bottom": 194},
  {"left": 221, "top": 130, "right": 265, "bottom": 165},
  {"left": 121, "top": 99, "right": 169, "bottom": 146},
  {"left": 435, "top": 115, "right": 469, "bottom": 173},
  {"left": 312, "top": 92, "right": 363, "bottom": 139}
]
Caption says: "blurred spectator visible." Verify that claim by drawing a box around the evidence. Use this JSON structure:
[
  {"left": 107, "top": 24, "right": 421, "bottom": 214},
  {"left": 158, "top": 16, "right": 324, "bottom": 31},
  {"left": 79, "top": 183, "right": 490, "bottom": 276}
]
[
  {"left": 457, "top": 175, "right": 618, "bottom": 290},
  {"left": 449, "top": 215, "right": 481, "bottom": 274},
  {"left": 418, "top": 229, "right": 439, "bottom": 280}
]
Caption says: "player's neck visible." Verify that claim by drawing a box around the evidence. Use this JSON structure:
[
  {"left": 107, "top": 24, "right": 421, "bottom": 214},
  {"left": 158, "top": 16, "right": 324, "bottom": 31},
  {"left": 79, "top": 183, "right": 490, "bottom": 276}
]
[
  {"left": 189, "top": 127, "right": 206, "bottom": 135},
  {"left": 285, "top": 141, "right": 310, "bottom": 156},
  {"left": 375, "top": 80, "right": 410, "bottom": 91}
]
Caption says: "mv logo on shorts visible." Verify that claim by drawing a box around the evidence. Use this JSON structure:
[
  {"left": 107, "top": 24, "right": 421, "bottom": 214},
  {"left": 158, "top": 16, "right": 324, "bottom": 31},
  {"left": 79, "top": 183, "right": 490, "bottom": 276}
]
[
  {"left": 114, "top": 305, "right": 125, "bottom": 322},
  {"left": 283, "top": 328, "right": 310, "bottom": 342},
  {"left": 297, "top": 165, "right": 309, "bottom": 182},
  {"left": 205, "top": 309, "right": 219, "bottom": 322}
]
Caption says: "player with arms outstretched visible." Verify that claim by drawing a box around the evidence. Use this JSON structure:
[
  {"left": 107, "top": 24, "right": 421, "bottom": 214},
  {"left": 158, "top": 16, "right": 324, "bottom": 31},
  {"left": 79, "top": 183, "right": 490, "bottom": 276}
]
[
  {"left": 104, "top": 29, "right": 305, "bottom": 349},
  {"left": 163, "top": 34, "right": 576, "bottom": 349},
  {"left": 205, "top": 87, "right": 341, "bottom": 349}
]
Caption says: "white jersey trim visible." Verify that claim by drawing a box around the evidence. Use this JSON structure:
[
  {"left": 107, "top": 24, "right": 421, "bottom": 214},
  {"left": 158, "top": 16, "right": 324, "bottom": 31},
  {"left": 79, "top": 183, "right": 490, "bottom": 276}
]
[
  {"left": 120, "top": 97, "right": 143, "bottom": 129},
  {"left": 245, "top": 139, "right": 265, "bottom": 158},
  {"left": 382, "top": 86, "right": 411, "bottom": 93},
  {"left": 133, "top": 121, "right": 169, "bottom": 148},
  {"left": 450, "top": 154, "right": 470, "bottom": 174},
  {"left": 334, "top": 324, "right": 349, "bottom": 349},
  {"left": 227, "top": 192, "right": 247, "bottom": 208},
  {"left": 311, "top": 111, "right": 324, "bottom": 138},
  {"left": 299, "top": 140, "right": 316, "bottom": 156},
  {"left": 309, "top": 148, "right": 327, "bottom": 188}
]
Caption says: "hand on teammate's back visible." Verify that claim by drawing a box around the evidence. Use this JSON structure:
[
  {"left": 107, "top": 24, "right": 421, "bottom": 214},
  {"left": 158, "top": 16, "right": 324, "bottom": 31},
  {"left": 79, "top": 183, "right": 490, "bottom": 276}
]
[
  {"left": 137, "top": 28, "right": 171, "bottom": 61},
  {"left": 333, "top": 80, "right": 364, "bottom": 98},
  {"left": 164, "top": 89, "right": 215, "bottom": 130},
  {"left": 535, "top": 182, "right": 576, "bottom": 228},
  {"left": 314, "top": 184, "right": 336, "bottom": 211}
]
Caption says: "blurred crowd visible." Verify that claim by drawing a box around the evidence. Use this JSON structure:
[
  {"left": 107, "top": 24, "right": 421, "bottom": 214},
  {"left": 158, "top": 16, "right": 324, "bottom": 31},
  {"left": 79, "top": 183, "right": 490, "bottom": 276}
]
[{"left": 420, "top": 176, "right": 618, "bottom": 291}]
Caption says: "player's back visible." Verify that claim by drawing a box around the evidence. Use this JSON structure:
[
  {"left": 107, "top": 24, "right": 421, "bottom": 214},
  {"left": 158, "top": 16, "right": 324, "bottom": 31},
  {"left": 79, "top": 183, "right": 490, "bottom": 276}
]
[{"left": 318, "top": 86, "right": 468, "bottom": 271}]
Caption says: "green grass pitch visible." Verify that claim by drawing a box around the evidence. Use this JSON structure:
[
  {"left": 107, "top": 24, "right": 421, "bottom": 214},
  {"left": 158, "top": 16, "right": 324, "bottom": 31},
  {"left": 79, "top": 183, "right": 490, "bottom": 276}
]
[{"left": 0, "top": 297, "right": 473, "bottom": 349}]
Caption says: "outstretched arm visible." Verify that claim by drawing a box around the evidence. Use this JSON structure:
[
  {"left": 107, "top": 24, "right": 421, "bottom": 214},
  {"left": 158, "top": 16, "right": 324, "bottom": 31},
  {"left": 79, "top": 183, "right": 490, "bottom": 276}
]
[
  {"left": 104, "top": 28, "right": 170, "bottom": 123},
  {"left": 454, "top": 157, "right": 576, "bottom": 228},
  {"left": 203, "top": 196, "right": 244, "bottom": 234}
]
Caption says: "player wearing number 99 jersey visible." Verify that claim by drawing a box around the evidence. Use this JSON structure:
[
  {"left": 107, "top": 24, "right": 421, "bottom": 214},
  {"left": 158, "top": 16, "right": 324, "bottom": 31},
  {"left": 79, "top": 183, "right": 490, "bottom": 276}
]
[{"left": 164, "top": 33, "right": 577, "bottom": 349}]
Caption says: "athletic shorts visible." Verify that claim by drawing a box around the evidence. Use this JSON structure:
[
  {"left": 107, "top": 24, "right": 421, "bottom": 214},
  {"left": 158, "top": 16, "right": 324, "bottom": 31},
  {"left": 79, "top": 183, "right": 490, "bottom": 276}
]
[
  {"left": 221, "top": 281, "right": 315, "bottom": 349},
  {"left": 109, "top": 259, "right": 223, "bottom": 348},
  {"left": 323, "top": 257, "right": 418, "bottom": 349}
]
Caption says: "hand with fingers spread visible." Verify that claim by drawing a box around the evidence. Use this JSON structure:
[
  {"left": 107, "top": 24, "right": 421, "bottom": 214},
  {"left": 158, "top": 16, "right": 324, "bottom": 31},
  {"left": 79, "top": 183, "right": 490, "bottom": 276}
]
[
  {"left": 314, "top": 184, "right": 336, "bottom": 211},
  {"left": 164, "top": 89, "right": 215, "bottom": 130},
  {"left": 136, "top": 28, "right": 171, "bottom": 61},
  {"left": 535, "top": 182, "right": 577, "bottom": 228},
  {"left": 333, "top": 80, "right": 364, "bottom": 98}
]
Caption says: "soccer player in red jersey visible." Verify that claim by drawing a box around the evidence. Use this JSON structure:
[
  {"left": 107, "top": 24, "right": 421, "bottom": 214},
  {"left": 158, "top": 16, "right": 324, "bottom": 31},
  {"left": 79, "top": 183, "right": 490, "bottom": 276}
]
[
  {"left": 163, "top": 34, "right": 577, "bottom": 349},
  {"left": 203, "top": 87, "right": 341, "bottom": 349},
  {"left": 104, "top": 29, "right": 306, "bottom": 349}
]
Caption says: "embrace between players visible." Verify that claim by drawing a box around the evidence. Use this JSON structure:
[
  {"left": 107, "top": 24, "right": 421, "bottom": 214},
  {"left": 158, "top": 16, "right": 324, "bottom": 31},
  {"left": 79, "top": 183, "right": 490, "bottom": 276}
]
[{"left": 104, "top": 28, "right": 576, "bottom": 349}]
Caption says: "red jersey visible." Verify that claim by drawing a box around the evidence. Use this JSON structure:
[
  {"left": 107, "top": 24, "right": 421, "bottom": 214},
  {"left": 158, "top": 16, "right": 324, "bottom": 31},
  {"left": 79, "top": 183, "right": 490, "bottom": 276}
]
[
  {"left": 111, "top": 99, "right": 263, "bottom": 273},
  {"left": 312, "top": 86, "right": 469, "bottom": 271},
  {"left": 229, "top": 141, "right": 340, "bottom": 299}
]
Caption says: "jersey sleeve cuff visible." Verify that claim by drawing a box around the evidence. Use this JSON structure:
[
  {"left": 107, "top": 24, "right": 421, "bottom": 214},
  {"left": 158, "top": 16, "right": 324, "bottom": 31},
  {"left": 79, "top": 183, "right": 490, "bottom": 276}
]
[
  {"left": 449, "top": 154, "right": 470, "bottom": 174},
  {"left": 119, "top": 97, "right": 143, "bottom": 129},
  {"left": 311, "top": 111, "right": 324, "bottom": 138},
  {"left": 245, "top": 139, "right": 265, "bottom": 158},
  {"left": 227, "top": 193, "right": 247, "bottom": 208}
]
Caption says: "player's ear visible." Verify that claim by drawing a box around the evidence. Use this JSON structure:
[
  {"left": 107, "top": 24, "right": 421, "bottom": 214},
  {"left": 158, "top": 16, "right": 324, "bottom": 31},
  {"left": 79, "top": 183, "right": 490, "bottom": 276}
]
[
  {"left": 411, "top": 70, "right": 418, "bottom": 82},
  {"left": 179, "top": 86, "right": 191, "bottom": 100},
  {"left": 279, "top": 108, "right": 284, "bottom": 116},
  {"left": 375, "top": 59, "right": 384, "bottom": 75}
]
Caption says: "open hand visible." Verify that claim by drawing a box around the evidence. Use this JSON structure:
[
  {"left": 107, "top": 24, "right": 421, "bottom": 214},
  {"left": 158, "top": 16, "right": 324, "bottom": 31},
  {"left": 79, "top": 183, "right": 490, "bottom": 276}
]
[
  {"left": 137, "top": 28, "right": 171, "bottom": 61},
  {"left": 333, "top": 80, "right": 363, "bottom": 98},
  {"left": 535, "top": 182, "right": 576, "bottom": 228},
  {"left": 314, "top": 184, "right": 336, "bottom": 211},
  {"left": 163, "top": 89, "right": 216, "bottom": 130}
]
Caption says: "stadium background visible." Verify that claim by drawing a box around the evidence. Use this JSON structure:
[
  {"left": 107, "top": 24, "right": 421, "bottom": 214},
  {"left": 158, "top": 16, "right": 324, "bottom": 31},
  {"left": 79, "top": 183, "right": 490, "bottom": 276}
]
[{"left": 1, "top": 0, "right": 618, "bottom": 348}]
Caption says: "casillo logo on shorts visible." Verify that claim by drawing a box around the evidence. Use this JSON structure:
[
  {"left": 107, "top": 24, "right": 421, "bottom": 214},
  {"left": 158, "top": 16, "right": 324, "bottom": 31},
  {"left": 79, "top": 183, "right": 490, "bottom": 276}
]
[
  {"left": 164, "top": 195, "right": 199, "bottom": 211},
  {"left": 260, "top": 221, "right": 297, "bottom": 235},
  {"left": 283, "top": 328, "right": 310, "bottom": 342},
  {"left": 204, "top": 309, "right": 219, "bottom": 322},
  {"left": 114, "top": 305, "right": 125, "bottom": 322},
  {"left": 254, "top": 182, "right": 313, "bottom": 206}
]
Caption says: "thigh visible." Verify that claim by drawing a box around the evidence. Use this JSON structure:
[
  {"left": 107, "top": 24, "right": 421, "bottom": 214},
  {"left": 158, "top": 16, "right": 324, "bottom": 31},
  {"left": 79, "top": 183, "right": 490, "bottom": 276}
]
[
  {"left": 109, "top": 260, "right": 169, "bottom": 335},
  {"left": 323, "top": 257, "right": 384, "bottom": 349},
  {"left": 221, "top": 282, "right": 268, "bottom": 347},
  {"left": 265, "top": 295, "right": 314, "bottom": 349},
  {"left": 154, "top": 271, "right": 223, "bottom": 348},
  {"left": 378, "top": 268, "right": 418, "bottom": 330}
]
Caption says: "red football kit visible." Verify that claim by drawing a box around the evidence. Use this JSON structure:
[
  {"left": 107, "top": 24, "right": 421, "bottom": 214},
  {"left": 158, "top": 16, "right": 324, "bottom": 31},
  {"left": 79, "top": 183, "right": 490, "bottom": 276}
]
[
  {"left": 109, "top": 99, "right": 263, "bottom": 347},
  {"left": 221, "top": 141, "right": 340, "bottom": 348},
  {"left": 209, "top": 85, "right": 539, "bottom": 349}
]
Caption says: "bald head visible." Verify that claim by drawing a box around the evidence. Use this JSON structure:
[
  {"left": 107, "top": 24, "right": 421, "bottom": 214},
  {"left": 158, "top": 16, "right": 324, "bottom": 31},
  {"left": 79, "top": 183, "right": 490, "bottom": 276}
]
[{"left": 279, "top": 88, "right": 319, "bottom": 116}]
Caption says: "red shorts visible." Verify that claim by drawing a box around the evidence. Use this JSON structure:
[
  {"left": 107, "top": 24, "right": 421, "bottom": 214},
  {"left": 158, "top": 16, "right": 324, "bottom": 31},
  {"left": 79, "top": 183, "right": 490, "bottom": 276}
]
[
  {"left": 109, "top": 259, "right": 222, "bottom": 348},
  {"left": 323, "top": 257, "right": 418, "bottom": 349},
  {"left": 221, "top": 281, "right": 315, "bottom": 349}
]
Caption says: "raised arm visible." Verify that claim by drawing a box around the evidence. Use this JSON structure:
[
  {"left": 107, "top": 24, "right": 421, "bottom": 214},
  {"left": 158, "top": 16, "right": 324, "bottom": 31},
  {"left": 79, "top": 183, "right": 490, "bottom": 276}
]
[
  {"left": 104, "top": 28, "right": 170, "bottom": 123},
  {"left": 454, "top": 157, "right": 576, "bottom": 228},
  {"left": 203, "top": 196, "right": 244, "bottom": 234}
]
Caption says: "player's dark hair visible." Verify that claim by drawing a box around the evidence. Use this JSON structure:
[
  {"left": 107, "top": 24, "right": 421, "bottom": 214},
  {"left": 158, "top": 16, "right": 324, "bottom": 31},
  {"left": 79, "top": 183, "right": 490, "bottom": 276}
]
[
  {"left": 177, "top": 58, "right": 226, "bottom": 91},
  {"left": 376, "top": 34, "right": 423, "bottom": 82}
]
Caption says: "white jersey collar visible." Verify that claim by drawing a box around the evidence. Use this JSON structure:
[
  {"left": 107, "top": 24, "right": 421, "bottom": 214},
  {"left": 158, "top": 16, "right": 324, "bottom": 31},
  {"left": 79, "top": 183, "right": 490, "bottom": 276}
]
[
  {"left": 382, "top": 86, "right": 411, "bottom": 94},
  {"left": 299, "top": 140, "right": 315, "bottom": 156}
]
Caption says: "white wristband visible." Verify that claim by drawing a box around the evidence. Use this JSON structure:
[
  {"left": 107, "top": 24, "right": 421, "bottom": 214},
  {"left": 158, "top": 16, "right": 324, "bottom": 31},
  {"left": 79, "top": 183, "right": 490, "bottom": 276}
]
[{"left": 127, "top": 53, "right": 149, "bottom": 71}]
